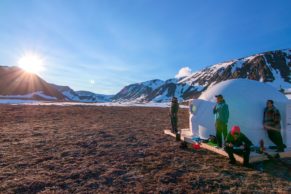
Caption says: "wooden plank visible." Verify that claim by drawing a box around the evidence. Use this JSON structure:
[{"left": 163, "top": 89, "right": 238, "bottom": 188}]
[
  {"left": 164, "top": 128, "right": 291, "bottom": 164},
  {"left": 183, "top": 136, "right": 244, "bottom": 163},
  {"left": 164, "top": 129, "right": 176, "bottom": 138},
  {"left": 203, "top": 142, "right": 244, "bottom": 163},
  {"left": 164, "top": 129, "right": 244, "bottom": 163},
  {"left": 249, "top": 153, "right": 268, "bottom": 163},
  {"left": 249, "top": 148, "right": 291, "bottom": 163},
  {"left": 164, "top": 129, "right": 191, "bottom": 141},
  {"left": 279, "top": 148, "right": 291, "bottom": 157}
]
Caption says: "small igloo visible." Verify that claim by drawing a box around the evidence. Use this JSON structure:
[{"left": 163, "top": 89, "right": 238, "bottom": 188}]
[{"left": 189, "top": 79, "right": 290, "bottom": 148}]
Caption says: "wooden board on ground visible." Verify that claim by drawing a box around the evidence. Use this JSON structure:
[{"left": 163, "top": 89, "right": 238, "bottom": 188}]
[
  {"left": 164, "top": 129, "right": 291, "bottom": 164},
  {"left": 164, "top": 128, "right": 192, "bottom": 141}
]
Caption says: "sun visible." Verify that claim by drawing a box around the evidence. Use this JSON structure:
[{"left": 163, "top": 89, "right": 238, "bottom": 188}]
[{"left": 18, "top": 53, "right": 45, "bottom": 74}]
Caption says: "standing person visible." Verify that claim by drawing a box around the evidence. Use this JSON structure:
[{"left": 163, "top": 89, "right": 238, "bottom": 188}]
[
  {"left": 213, "top": 94, "right": 229, "bottom": 148},
  {"left": 225, "top": 126, "right": 253, "bottom": 167},
  {"left": 170, "top": 97, "right": 179, "bottom": 134},
  {"left": 263, "top": 100, "right": 286, "bottom": 152}
]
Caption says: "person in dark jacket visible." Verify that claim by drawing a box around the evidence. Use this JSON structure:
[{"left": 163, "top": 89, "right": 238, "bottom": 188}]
[
  {"left": 263, "top": 100, "right": 286, "bottom": 152},
  {"left": 213, "top": 94, "right": 229, "bottom": 147},
  {"left": 170, "top": 97, "right": 179, "bottom": 134},
  {"left": 225, "top": 125, "right": 253, "bottom": 167}
]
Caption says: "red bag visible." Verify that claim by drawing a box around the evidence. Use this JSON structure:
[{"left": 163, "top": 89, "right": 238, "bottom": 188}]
[{"left": 192, "top": 142, "right": 200, "bottom": 150}]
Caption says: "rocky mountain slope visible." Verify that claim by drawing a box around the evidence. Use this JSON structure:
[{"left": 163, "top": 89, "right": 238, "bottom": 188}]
[
  {"left": 111, "top": 79, "right": 164, "bottom": 102},
  {"left": 113, "top": 49, "right": 290, "bottom": 102},
  {"left": 50, "top": 84, "right": 113, "bottom": 102}
]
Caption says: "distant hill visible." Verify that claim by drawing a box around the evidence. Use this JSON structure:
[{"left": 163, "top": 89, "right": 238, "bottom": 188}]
[
  {"left": 50, "top": 84, "right": 113, "bottom": 102},
  {"left": 0, "top": 65, "right": 113, "bottom": 102},
  {"left": 75, "top": 91, "right": 113, "bottom": 103},
  {"left": 0, "top": 66, "right": 65, "bottom": 100}
]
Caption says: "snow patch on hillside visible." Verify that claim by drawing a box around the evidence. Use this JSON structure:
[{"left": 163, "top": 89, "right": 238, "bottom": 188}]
[
  {"left": 282, "top": 49, "right": 291, "bottom": 56},
  {"left": 245, "top": 54, "right": 261, "bottom": 62},
  {"left": 0, "top": 91, "right": 57, "bottom": 100},
  {"left": 142, "top": 80, "right": 164, "bottom": 90},
  {"left": 0, "top": 99, "right": 39, "bottom": 104},
  {"left": 262, "top": 56, "right": 290, "bottom": 89},
  {"left": 152, "top": 89, "right": 170, "bottom": 102},
  {"left": 63, "top": 91, "right": 80, "bottom": 101},
  {"left": 211, "top": 61, "right": 234, "bottom": 71}
]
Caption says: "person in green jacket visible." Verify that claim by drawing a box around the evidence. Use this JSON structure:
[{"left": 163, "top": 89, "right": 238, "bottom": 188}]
[
  {"left": 213, "top": 94, "right": 229, "bottom": 147},
  {"left": 170, "top": 97, "right": 179, "bottom": 134},
  {"left": 224, "top": 125, "right": 253, "bottom": 167}
]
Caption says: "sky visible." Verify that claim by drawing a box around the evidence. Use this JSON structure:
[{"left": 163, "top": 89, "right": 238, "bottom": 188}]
[{"left": 0, "top": 0, "right": 291, "bottom": 94}]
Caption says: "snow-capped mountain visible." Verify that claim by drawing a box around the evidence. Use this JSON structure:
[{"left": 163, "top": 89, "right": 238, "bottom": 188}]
[
  {"left": 51, "top": 84, "right": 113, "bottom": 102},
  {"left": 75, "top": 91, "right": 113, "bottom": 103},
  {"left": 50, "top": 84, "right": 80, "bottom": 101},
  {"left": 0, "top": 66, "right": 65, "bottom": 100},
  {"left": 113, "top": 49, "right": 291, "bottom": 102},
  {"left": 112, "top": 78, "right": 203, "bottom": 103},
  {"left": 112, "top": 79, "right": 164, "bottom": 102},
  {"left": 180, "top": 49, "right": 290, "bottom": 90},
  {"left": 143, "top": 78, "right": 203, "bottom": 102}
]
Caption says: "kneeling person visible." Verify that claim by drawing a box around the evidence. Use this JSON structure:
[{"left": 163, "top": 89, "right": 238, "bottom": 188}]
[{"left": 225, "top": 126, "right": 253, "bottom": 167}]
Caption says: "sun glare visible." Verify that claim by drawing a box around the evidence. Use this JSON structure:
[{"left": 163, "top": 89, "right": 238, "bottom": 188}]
[{"left": 18, "top": 53, "right": 44, "bottom": 74}]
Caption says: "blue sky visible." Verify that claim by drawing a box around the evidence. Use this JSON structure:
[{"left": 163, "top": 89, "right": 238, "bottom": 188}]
[{"left": 0, "top": 0, "right": 291, "bottom": 94}]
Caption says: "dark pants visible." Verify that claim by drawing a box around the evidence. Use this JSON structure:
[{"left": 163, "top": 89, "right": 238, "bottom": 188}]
[
  {"left": 267, "top": 130, "right": 285, "bottom": 150},
  {"left": 171, "top": 116, "right": 178, "bottom": 134},
  {"left": 215, "top": 120, "right": 227, "bottom": 147},
  {"left": 225, "top": 146, "right": 250, "bottom": 165}
]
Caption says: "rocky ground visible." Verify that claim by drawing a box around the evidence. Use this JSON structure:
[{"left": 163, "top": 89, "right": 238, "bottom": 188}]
[{"left": 0, "top": 105, "right": 290, "bottom": 193}]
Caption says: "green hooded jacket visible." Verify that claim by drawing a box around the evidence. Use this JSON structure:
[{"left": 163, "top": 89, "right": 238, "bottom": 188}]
[
  {"left": 213, "top": 100, "right": 229, "bottom": 124},
  {"left": 225, "top": 132, "right": 253, "bottom": 148}
]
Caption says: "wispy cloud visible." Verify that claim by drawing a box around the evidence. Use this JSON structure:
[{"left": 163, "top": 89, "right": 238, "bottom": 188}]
[{"left": 175, "top": 67, "right": 192, "bottom": 78}]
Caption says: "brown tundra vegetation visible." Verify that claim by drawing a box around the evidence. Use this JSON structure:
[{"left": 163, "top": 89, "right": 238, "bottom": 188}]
[{"left": 0, "top": 105, "right": 290, "bottom": 193}]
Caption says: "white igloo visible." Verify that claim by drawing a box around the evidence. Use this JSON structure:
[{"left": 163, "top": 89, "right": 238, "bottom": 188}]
[{"left": 189, "top": 79, "right": 290, "bottom": 148}]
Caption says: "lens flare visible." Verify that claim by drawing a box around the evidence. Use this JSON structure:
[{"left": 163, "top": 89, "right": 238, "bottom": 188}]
[{"left": 18, "top": 53, "right": 44, "bottom": 74}]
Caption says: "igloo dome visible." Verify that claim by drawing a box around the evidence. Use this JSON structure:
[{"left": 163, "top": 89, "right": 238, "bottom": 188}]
[{"left": 189, "top": 79, "right": 289, "bottom": 147}]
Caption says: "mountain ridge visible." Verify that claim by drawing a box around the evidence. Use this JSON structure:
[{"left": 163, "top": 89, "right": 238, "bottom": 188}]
[
  {"left": 113, "top": 48, "right": 290, "bottom": 102},
  {"left": 0, "top": 48, "right": 290, "bottom": 102}
]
